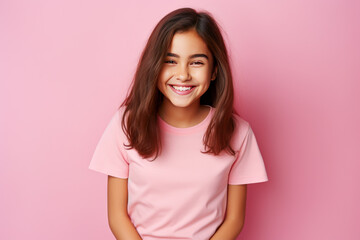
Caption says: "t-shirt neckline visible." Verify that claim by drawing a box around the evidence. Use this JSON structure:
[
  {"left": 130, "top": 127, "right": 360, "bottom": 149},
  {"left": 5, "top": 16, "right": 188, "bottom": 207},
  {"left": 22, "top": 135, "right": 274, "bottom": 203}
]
[{"left": 157, "top": 105, "right": 213, "bottom": 134}]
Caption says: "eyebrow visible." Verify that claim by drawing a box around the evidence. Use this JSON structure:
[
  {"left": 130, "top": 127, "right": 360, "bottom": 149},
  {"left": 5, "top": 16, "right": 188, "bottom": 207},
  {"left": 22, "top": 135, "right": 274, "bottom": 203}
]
[{"left": 166, "top": 52, "right": 209, "bottom": 60}]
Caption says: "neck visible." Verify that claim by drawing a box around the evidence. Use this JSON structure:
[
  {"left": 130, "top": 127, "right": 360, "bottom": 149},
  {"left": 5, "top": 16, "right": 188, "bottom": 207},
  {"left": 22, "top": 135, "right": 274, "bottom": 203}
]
[{"left": 158, "top": 100, "right": 209, "bottom": 128}]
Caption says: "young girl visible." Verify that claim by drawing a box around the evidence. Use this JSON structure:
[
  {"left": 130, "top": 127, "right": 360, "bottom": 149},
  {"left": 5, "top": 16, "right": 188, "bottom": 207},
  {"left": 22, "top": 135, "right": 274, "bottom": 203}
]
[{"left": 89, "top": 7, "right": 268, "bottom": 240}]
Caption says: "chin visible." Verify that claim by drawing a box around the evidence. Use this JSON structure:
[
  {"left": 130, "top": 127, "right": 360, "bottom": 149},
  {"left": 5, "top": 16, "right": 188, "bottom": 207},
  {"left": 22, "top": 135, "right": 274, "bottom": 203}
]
[
  {"left": 171, "top": 100, "right": 199, "bottom": 109},
  {"left": 171, "top": 103, "right": 191, "bottom": 108}
]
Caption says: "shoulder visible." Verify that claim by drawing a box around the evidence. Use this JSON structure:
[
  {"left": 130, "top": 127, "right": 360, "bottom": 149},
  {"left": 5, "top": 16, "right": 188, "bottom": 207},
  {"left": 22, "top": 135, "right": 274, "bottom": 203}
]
[
  {"left": 209, "top": 106, "right": 250, "bottom": 143},
  {"left": 115, "top": 105, "right": 127, "bottom": 119},
  {"left": 207, "top": 106, "right": 251, "bottom": 153},
  {"left": 230, "top": 112, "right": 252, "bottom": 149},
  {"left": 113, "top": 105, "right": 128, "bottom": 127},
  {"left": 232, "top": 112, "right": 251, "bottom": 136},
  {"left": 232, "top": 112, "right": 249, "bottom": 127},
  {"left": 109, "top": 106, "right": 129, "bottom": 144}
]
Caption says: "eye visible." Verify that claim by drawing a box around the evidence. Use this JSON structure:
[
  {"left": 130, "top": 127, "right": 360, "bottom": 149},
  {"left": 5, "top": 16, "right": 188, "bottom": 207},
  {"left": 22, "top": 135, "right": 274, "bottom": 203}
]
[
  {"left": 191, "top": 61, "right": 204, "bottom": 65},
  {"left": 164, "top": 60, "right": 176, "bottom": 64}
]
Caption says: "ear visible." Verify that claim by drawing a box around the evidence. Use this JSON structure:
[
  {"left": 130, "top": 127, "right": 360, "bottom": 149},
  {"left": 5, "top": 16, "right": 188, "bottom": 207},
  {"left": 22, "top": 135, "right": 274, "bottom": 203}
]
[{"left": 211, "top": 66, "right": 218, "bottom": 81}]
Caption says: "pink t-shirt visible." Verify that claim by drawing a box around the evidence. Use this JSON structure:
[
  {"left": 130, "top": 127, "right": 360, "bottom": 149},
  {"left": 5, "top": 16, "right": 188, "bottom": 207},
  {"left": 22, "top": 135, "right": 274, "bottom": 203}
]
[{"left": 89, "top": 105, "right": 268, "bottom": 240}]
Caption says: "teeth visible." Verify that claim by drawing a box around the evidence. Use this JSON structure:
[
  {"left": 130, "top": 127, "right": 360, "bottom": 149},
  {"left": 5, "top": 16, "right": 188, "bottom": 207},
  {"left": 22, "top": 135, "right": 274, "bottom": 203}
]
[{"left": 172, "top": 85, "right": 192, "bottom": 91}]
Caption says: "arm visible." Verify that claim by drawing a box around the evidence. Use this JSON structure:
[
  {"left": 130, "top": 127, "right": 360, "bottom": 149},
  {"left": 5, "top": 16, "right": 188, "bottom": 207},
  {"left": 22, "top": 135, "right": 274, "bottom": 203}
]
[
  {"left": 209, "top": 184, "right": 247, "bottom": 240},
  {"left": 107, "top": 176, "right": 142, "bottom": 240}
]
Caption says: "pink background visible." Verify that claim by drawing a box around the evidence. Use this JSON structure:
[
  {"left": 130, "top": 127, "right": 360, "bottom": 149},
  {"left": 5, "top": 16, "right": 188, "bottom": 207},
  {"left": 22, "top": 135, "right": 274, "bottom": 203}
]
[{"left": 1, "top": 0, "right": 359, "bottom": 239}]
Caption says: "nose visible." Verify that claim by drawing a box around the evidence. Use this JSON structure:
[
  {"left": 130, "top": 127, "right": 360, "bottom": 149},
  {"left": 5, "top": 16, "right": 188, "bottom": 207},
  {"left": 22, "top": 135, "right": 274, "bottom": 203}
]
[{"left": 175, "top": 64, "right": 190, "bottom": 81}]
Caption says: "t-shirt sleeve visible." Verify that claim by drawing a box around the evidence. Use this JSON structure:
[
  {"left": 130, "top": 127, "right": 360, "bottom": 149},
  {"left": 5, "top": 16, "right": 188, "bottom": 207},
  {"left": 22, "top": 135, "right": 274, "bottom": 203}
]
[
  {"left": 88, "top": 109, "right": 129, "bottom": 179},
  {"left": 228, "top": 124, "right": 269, "bottom": 185}
]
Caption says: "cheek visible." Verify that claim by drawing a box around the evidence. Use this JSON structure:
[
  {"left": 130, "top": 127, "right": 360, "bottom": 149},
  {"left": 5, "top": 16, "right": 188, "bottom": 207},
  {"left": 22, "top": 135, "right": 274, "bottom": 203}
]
[
  {"left": 157, "top": 73, "right": 168, "bottom": 93},
  {"left": 193, "top": 68, "right": 212, "bottom": 79},
  {"left": 159, "top": 68, "right": 172, "bottom": 82},
  {"left": 157, "top": 71, "right": 165, "bottom": 84}
]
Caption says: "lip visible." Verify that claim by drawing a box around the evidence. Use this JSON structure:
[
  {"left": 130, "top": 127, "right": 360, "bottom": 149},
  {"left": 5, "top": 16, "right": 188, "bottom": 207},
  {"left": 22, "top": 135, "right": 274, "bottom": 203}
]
[
  {"left": 169, "top": 84, "right": 196, "bottom": 95},
  {"left": 170, "top": 84, "right": 196, "bottom": 87}
]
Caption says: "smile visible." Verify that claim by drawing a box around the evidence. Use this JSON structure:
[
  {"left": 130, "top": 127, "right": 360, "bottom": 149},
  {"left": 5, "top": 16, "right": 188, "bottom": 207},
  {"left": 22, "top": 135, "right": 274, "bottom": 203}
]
[{"left": 169, "top": 85, "right": 196, "bottom": 95}]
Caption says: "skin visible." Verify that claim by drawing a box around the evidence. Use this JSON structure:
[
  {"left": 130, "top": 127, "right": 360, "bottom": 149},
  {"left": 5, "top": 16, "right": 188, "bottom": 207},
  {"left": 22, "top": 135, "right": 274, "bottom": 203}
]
[
  {"left": 209, "top": 184, "right": 247, "bottom": 240},
  {"left": 156, "top": 27, "right": 247, "bottom": 239},
  {"left": 107, "top": 28, "right": 246, "bottom": 240},
  {"left": 157, "top": 28, "right": 217, "bottom": 128},
  {"left": 108, "top": 177, "right": 142, "bottom": 240}
]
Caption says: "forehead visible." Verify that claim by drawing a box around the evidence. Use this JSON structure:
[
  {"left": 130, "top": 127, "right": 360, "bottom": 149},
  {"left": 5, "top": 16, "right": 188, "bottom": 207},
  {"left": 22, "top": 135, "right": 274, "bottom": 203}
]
[{"left": 168, "top": 29, "right": 212, "bottom": 57}]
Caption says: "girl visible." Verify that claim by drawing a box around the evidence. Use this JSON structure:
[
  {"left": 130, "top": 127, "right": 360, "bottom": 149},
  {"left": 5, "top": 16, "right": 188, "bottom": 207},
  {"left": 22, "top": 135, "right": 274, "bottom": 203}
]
[{"left": 89, "top": 7, "right": 268, "bottom": 240}]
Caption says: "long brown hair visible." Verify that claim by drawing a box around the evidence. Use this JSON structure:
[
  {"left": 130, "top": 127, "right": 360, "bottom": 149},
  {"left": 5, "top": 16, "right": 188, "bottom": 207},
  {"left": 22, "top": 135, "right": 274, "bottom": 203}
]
[{"left": 119, "top": 7, "right": 236, "bottom": 160}]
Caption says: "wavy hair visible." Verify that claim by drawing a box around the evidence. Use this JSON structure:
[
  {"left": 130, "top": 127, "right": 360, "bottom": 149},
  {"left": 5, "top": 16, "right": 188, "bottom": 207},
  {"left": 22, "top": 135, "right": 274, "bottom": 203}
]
[{"left": 119, "top": 7, "right": 236, "bottom": 160}]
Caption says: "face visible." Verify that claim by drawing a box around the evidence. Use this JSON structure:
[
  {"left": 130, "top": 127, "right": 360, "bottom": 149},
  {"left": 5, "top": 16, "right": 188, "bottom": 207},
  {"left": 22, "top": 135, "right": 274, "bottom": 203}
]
[{"left": 157, "top": 28, "right": 217, "bottom": 111}]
